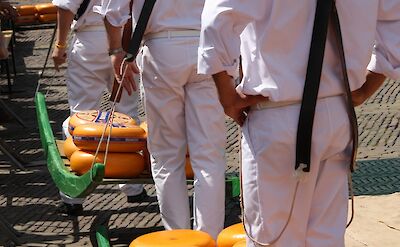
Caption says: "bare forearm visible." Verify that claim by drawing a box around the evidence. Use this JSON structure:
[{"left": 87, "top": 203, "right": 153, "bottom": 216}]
[
  {"left": 352, "top": 70, "right": 386, "bottom": 106},
  {"left": 56, "top": 8, "right": 74, "bottom": 46},
  {"left": 212, "top": 71, "right": 240, "bottom": 108},
  {"left": 360, "top": 70, "right": 386, "bottom": 98},
  {"left": 104, "top": 17, "right": 123, "bottom": 50}
]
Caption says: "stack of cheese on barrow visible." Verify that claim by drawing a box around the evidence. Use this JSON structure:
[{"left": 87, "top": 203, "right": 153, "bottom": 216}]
[
  {"left": 63, "top": 110, "right": 147, "bottom": 178},
  {"left": 15, "top": 3, "right": 57, "bottom": 25}
]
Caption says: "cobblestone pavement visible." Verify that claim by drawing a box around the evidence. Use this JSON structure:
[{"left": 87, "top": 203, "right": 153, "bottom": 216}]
[{"left": 0, "top": 1, "right": 399, "bottom": 246}]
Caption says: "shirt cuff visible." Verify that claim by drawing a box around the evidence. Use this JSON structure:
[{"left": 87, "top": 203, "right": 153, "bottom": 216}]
[
  {"left": 52, "top": 0, "right": 81, "bottom": 15},
  {"left": 367, "top": 52, "right": 400, "bottom": 80},
  {"left": 93, "top": 3, "right": 130, "bottom": 27},
  {"left": 197, "top": 47, "right": 239, "bottom": 79}
]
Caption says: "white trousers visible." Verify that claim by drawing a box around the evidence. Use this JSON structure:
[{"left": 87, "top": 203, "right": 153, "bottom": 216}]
[
  {"left": 60, "top": 28, "right": 143, "bottom": 205},
  {"left": 242, "top": 96, "right": 351, "bottom": 247},
  {"left": 141, "top": 36, "right": 226, "bottom": 239}
]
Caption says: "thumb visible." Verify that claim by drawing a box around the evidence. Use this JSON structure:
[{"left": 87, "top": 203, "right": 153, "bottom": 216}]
[{"left": 241, "top": 95, "right": 268, "bottom": 108}]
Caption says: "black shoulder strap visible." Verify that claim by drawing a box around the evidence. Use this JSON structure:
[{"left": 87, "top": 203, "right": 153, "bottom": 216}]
[
  {"left": 75, "top": 0, "right": 91, "bottom": 20},
  {"left": 124, "top": 0, "right": 156, "bottom": 62},
  {"left": 331, "top": 4, "right": 358, "bottom": 172},
  {"left": 295, "top": 0, "right": 334, "bottom": 172}
]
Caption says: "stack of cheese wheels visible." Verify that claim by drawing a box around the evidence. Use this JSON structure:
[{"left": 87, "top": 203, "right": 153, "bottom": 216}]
[
  {"left": 217, "top": 223, "right": 246, "bottom": 247},
  {"left": 129, "top": 229, "right": 216, "bottom": 247},
  {"left": 35, "top": 3, "right": 57, "bottom": 23},
  {"left": 232, "top": 240, "right": 246, "bottom": 247},
  {"left": 63, "top": 110, "right": 146, "bottom": 178},
  {"left": 139, "top": 121, "right": 195, "bottom": 178},
  {"left": 15, "top": 5, "right": 38, "bottom": 25}
]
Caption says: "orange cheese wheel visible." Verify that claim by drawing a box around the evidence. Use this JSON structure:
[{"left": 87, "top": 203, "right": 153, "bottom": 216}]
[
  {"left": 232, "top": 240, "right": 246, "bottom": 247},
  {"left": 73, "top": 123, "right": 146, "bottom": 152},
  {"left": 217, "top": 223, "right": 246, "bottom": 247},
  {"left": 130, "top": 229, "right": 215, "bottom": 247},
  {"left": 139, "top": 121, "right": 148, "bottom": 138},
  {"left": 35, "top": 3, "right": 57, "bottom": 14},
  {"left": 68, "top": 110, "right": 136, "bottom": 135},
  {"left": 15, "top": 15, "right": 37, "bottom": 24},
  {"left": 38, "top": 13, "right": 57, "bottom": 23},
  {"left": 63, "top": 136, "right": 79, "bottom": 159},
  {"left": 16, "top": 5, "right": 37, "bottom": 16},
  {"left": 70, "top": 150, "right": 145, "bottom": 178}
]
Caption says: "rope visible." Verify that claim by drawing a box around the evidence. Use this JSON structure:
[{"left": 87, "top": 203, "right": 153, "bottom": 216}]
[
  {"left": 90, "top": 58, "right": 130, "bottom": 168},
  {"left": 238, "top": 130, "right": 355, "bottom": 246},
  {"left": 238, "top": 129, "right": 300, "bottom": 246}
]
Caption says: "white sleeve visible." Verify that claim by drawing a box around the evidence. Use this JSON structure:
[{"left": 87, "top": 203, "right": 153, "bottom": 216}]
[
  {"left": 198, "top": 0, "right": 265, "bottom": 77},
  {"left": 52, "top": 0, "right": 84, "bottom": 14},
  {"left": 93, "top": 0, "right": 131, "bottom": 27},
  {"left": 367, "top": 0, "right": 400, "bottom": 79}
]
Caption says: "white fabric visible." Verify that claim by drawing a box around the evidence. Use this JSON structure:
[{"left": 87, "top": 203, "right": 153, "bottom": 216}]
[
  {"left": 59, "top": 13, "right": 143, "bottom": 204},
  {"left": 242, "top": 96, "right": 350, "bottom": 247},
  {"left": 95, "top": 0, "right": 203, "bottom": 35},
  {"left": 52, "top": 0, "right": 104, "bottom": 31},
  {"left": 141, "top": 36, "right": 226, "bottom": 239},
  {"left": 198, "top": 0, "right": 400, "bottom": 102},
  {"left": 66, "top": 30, "right": 139, "bottom": 118}
]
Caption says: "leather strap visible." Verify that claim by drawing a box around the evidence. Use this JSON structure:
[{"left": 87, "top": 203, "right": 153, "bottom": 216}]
[
  {"left": 75, "top": 0, "right": 91, "bottom": 21},
  {"left": 125, "top": 0, "right": 156, "bottom": 62},
  {"left": 331, "top": 4, "right": 358, "bottom": 172},
  {"left": 295, "top": 0, "right": 334, "bottom": 172},
  {"left": 110, "top": 0, "right": 156, "bottom": 102}
]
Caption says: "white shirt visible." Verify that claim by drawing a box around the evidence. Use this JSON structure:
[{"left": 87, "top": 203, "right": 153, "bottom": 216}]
[
  {"left": 52, "top": 0, "right": 104, "bottom": 31},
  {"left": 198, "top": 0, "right": 400, "bottom": 102},
  {"left": 95, "top": 0, "right": 203, "bottom": 35}
]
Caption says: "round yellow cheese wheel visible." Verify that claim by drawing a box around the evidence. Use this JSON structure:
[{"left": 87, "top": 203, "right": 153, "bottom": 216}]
[
  {"left": 35, "top": 3, "right": 57, "bottom": 14},
  {"left": 38, "top": 13, "right": 57, "bottom": 23},
  {"left": 232, "top": 240, "right": 246, "bottom": 247},
  {"left": 70, "top": 150, "right": 145, "bottom": 178},
  {"left": 16, "top": 5, "right": 37, "bottom": 16},
  {"left": 63, "top": 136, "right": 79, "bottom": 159},
  {"left": 68, "top": 110, "right": 137, "bottom": 135},
  {"left": 15, "top": 15, "right": 37, "bottom": 24},
  {"left": 217, "top": 223, "right": 246, "bottom": 247},
  {"left": 73, "top": 123, "right": 146, "bottom": 152},
  {"left": 139, "top": 121, "right": 148, "bottom": 138},
  {"left": 130, "top": 229, "right": 215, "bottom": 247}
]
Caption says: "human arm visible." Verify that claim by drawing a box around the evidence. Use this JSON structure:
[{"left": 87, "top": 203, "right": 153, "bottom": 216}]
[
  {"left": 364, "top": 0, "right": 400, "bottom": 100},
  {"left": 104, "top": 17, "right": 138, "bottom": 95},
  {"left": 52, "top": 7, "right": 74, "bottom": 71},
  {"left": 351, "top": 70, "right": 386, "bottom": 106},
  {"left": 98, "top": 0, "right": 138, "bottom": 95},
  {"left": 199, "top": 0, "right": 267, "bottom": 125},
  {"left": 212, "top": 71, "right": 267, "bottom": 126}
]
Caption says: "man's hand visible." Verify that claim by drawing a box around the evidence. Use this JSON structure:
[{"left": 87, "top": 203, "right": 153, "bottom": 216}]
[
  {"left": 110, "top": 51, "right": 139, "bottom": 95},
  {"left": 52, "top": 46, "right": 67, "bottom": 71},
  {"left": 212, "top": 71, "right": 267, "bottom": 126},
  {"left": 223, "top": 93, "right": 267, "bottom": 126},
  {"left": 351, "top": 70, "right": 386, "bottom": 107}
]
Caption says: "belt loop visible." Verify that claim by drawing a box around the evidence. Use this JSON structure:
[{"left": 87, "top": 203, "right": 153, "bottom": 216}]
[{"left": 167, "top": 31, "right": 171, "bottom": 39}]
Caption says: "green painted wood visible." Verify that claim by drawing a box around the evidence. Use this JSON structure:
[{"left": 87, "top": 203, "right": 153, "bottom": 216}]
[
  {"left": 35, "top": 92, "right": 105, "bottom": 198},
  {"left": 96, "top": 225, "right": 111, "bottom": 247},
  {"left": 35, "top": 92, "right": 241, "bottom": 199}
]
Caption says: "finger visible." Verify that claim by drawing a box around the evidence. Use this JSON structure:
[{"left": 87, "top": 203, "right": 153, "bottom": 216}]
[
  {"left": 236, "top": 111, "right": 247, "bottom": 127},
  {"left": 130, "top": 62, "right": 140, "bottom": 74},
  {"left": 123, "top": 80, "right": 132, "bottom": 96},
  {"left": 240, "top": 95, "right": 268, "bottom": 108}
]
